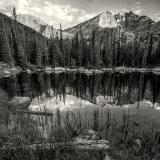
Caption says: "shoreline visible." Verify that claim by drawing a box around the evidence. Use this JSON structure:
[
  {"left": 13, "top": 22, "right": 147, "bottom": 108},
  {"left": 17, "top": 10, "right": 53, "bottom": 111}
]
[
  {"left": 33, "top": 66, "right": 160, "bottom": 75},
  {"left": 0, "top": 65, "right": 160, "bottom": 78}
]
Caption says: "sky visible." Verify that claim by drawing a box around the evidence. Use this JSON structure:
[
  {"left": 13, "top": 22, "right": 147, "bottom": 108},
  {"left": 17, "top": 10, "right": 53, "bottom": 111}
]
[{"left": 0, "top": 0, "right": 160, "bottom": 29}]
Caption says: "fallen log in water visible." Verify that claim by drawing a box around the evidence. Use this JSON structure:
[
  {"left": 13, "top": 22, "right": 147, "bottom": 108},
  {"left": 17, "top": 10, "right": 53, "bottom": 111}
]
[
  {"left": 1, "top": 139, "right": 109, "bottom": 151},
  {"left": 10, "top": 109, "right": 54, "bottom": 116},
  {"left": 2, "top": 130, "right": 109, "bottom": 151}
]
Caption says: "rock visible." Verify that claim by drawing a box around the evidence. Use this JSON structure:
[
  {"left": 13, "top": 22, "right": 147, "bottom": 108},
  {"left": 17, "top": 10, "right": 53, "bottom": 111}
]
[
  {"left": 1, "top": 63, "right": 8, "bottom": 67},
  {"left": 54, "top": 71, "right": 63, "bottom": 74},
  {"left": 73, "top": 138, "right": 109, "bottom": 150},
  {"left": 135, "top": 139, "right": 142, "bottom": 148},
  {"left": 4, "top": 71, "right": 10, "bottom": 75},
  {"left": 76, "top": 129, "right": 99, "bottom": 140},
  {"left": 139, "top": 68, "right": 147, "bottom": 72},
  {"left": 8, "top": 97, "right": 31, "bottom": 110},
  {"left": 26, "top": 69, "right": 31, "bottom": 74},
  {"left": 132, "top": 139, "right": 142, "bottom": 153},
  {"left": 45, "top": 67, "right": 52, "bottom": 71},
  {"left": 73, "top": 129, "right": 109, "bottom": 150},
  {"left": 54, "top": 67, "right": 65, "bottom": 71},
  {"left": 104, "top": 154, "right": 111, "bottom": 160},
  {"left": 152, "top": 67, "right": 160, "bottom": 72},
  {"left": 93, "top": 69, "right": 104, "bottom": 74},
  {"left": 37, "top": 69, "right": 42, "bottom": 72},
  {"left": 78, "top": 67, "right": 85, "bottom": 73},
  {"left": 84, "top": 70, "right": 93, "bottom": 75},
  {"left": 152, "top": 68, "right": 160, "bottom": 75}
]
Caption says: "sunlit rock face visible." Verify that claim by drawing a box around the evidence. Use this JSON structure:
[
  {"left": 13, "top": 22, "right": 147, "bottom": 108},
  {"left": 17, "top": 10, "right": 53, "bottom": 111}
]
[
  {"left": 16, "top": 14, "right": 57, "bottom": 38},
  {"left": 16, "top": 14, "right": 72, "bottom": 38},
  {"left": 15, "top": 12, "right": 160, "bottom": 41},
  {"left": 17, "top": 14, "right": 47, "bottom": 32},
  {"left": 99, "top": 11, "right": 117, "bottom": 28},
  {"left": 64, "top": 11, "right": 118, "bottom": 37}
]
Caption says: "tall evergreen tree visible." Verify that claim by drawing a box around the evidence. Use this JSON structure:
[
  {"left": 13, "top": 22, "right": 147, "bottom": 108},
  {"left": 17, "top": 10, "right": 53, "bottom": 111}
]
[
  {"left": 11, "top": 8, "right": 28, "bottom": 68},
  {"left": 0, "top": 17, "right": 13, "bottom": 66},
  {"left": 12, "top": 7, "right": 17, "bottom": 21}
]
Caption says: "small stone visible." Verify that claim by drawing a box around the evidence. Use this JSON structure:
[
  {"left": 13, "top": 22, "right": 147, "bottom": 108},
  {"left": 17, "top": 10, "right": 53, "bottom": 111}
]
[
  {"left": 4, "top": 71, "right": 10, "bottom": 75},
  {"left": 104, "top": 154, "right": 111, "bottom": 160},
  {"left": 135, "top": 139, "right": 142, "bottom": 147},
  {"left": 2, "top": 63, "right": 7, "bottom": 67},
  {"left": 26, "top": 69, "right": 31, "bottom": 74},
  {"left": 45, "top": 67, "right": 52, "bottom": 71}
]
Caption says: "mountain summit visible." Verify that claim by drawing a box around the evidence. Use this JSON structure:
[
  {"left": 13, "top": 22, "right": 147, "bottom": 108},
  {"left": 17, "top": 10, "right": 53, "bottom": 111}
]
[
  {"left": 99, "top": 11, "right": 117, "bottom": 28},
  {"left": 15, "top": 11, "right": 159, "bottom": 39}
]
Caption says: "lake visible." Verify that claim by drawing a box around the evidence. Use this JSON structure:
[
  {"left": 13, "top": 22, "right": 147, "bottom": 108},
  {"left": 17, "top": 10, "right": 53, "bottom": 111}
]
[
  {"left": 0, "top": 71, "right": 160, "bottom": 124},
  {"left": 0, "top": 71, "right": 160, "bottom": 159}
]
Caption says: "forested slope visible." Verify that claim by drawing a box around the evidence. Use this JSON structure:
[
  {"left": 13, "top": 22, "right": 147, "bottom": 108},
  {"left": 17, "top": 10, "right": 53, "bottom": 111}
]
[{"left": 0, "top": 11, "right": 160, "bottom": 69}]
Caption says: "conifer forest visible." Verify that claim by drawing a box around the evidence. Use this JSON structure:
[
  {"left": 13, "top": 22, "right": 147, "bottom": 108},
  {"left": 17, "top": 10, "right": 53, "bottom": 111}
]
[{"left": 0, "top": 10, "right": 160, "bottom": 69}]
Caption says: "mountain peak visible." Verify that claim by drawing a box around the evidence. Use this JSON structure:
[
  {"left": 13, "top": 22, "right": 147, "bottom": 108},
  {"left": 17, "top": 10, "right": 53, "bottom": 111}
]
[{"left": 99, "top": 11, "right": 117, "bottom": 28}]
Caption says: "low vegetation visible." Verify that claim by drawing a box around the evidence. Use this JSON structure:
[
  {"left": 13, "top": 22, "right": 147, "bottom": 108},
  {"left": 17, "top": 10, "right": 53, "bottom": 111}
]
[{"left": 0, "top": 106, "right": 160, "bottom": 159}]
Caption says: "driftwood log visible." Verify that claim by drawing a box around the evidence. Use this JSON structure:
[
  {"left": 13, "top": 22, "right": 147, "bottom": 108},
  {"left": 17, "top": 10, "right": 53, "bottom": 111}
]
[{"left": 1, "top": 139, "right": 109, "bottom": 151}]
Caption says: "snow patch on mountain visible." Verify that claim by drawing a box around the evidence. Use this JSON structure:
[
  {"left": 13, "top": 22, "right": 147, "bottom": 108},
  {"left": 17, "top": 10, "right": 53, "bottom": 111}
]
[{"left": 99, "top": 11, "right": 117, "bottom": 28}]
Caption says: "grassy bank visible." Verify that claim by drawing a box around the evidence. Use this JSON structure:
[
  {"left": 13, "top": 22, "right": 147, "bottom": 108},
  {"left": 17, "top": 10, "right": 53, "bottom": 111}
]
[{"left": 0, "top": 105, "right": 160, "bottom": 159}]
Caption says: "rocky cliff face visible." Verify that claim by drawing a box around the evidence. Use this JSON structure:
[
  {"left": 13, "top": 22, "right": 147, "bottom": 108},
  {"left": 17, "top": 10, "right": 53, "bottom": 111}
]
[
  {"left": 65, "top": 11, "right": 159, "bottom": 39},
  {"left": 16, "top": 14, "right": 72, "bottom": 38},
  {"left": 16, "top": 12, "right": 160, "bottom": 40},
  {"left": 16, "top": 14, "right": 57, "bottom": 38},
  {"left": 64, "top": 11, "right": 118, "bottom": 37}
]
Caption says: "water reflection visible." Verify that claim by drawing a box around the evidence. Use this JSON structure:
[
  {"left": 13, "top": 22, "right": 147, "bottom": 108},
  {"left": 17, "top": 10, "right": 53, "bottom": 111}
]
[
  {"left": 0, "top": 72, "right": 160, "bottom": 105},
  {"left": 0, "top": 71, "right": 160, "bottom": 124}
]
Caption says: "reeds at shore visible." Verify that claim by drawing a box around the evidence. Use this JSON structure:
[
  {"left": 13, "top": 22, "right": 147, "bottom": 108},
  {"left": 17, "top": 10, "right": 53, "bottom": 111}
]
[{"left": 0, "top": 106, "right": 160, "bottom": 159}]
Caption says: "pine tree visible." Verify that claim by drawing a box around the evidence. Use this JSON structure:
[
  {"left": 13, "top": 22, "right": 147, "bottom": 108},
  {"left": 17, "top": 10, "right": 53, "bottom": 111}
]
[
  {"left": 142, "top": 21, "right": 152, "bottom": 67},
  {"left": 0, "top": 17, "right": 13, "bottom": 66},
  {"left": 116, "top": 23, "right": 121, "bottom": 66},
  {"left": 91, "top": 30, "right": 96, "bottom": 66},
  {"left": 59, "top": 23, "right": 64, "bottom": 65},
  {"left": 12, "top": 7, "right": 17, "bottom": 21},
  {"left": 11, "top": 7, "right": 28, "bottom": 68}
]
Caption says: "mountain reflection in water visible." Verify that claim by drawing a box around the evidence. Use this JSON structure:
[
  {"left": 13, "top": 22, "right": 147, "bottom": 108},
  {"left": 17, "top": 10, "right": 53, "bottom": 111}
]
[{"left": 0, "top": 71, "right": 160, "bottom": 125}]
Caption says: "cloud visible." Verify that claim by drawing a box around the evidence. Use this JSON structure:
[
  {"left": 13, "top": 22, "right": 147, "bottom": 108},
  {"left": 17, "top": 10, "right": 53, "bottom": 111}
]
[
  {"left": 153, "top": 13, "right": 160, "bottom": 22},
  {"left": 0, "top": 0, "right": 15, "bottom": 16},
  {"left": 121, "top": 9, "right": 129, "bottom": 13},
  {"left": 133, "top": 0, "right": 144, "bottom": 15},
  {"left": 0, "top": 0, "right": 96, "bottom": 29}
]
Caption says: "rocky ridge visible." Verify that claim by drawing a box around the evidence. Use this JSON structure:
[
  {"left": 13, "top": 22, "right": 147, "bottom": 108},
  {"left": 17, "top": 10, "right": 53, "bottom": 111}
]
[{"left": 15, "top": 11, "right": 160, "bottom": 41}]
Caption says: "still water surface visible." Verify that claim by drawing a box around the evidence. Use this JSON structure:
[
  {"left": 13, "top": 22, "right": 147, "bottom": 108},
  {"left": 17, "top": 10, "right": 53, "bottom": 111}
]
[{"left": 0, "top": 71, "right": 160, "bottom": 126}]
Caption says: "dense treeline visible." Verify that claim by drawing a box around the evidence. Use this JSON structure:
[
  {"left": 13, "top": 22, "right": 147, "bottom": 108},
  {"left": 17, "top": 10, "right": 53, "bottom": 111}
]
[
  {"left": 0, "top": 12, "right": 50, "bottom": 69},
  {"left": 0, "top": 11, "right": 160, "bottom": 69},
  {"left": 55, "top": 25, "right": 160, "bottom": 68}
]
